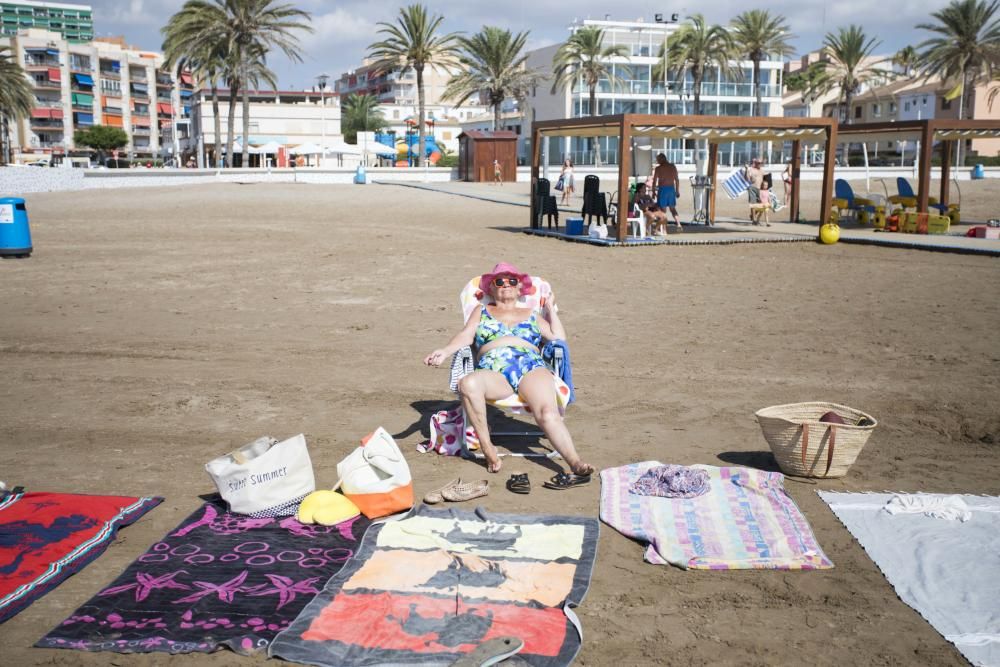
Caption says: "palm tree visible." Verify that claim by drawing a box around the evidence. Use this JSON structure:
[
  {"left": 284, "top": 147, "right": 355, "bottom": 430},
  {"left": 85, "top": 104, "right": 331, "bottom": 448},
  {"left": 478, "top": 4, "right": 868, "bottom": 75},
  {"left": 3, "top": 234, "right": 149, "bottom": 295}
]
[
  {"left": 815, "top": 25, "right": 889, "bottom": 124},
  {"left": 342, "top": 93, "right": 387, "bottom": 144},
  {"left": 224, "top": 0, "right": 311, "bottom": 168},
  {"left": 0, "top": 45, "right": 34, "bottom": 165},
  {"left": 654, "top": 14, "right": 735, "bottom": 115},
  {"left": 444, "top": 26, "right": 544, "bottom": 131},
  {"left": 551, "top": 26, "right": 629, "bottom": 117},
  {"left": 730, "top": 11, "right": 795, "bottom": 117},
  {"left": 162, "top": 1, "right": 229, "bottom": 166},
  {"left": 918, "top": 0, "right": 1000, "bottom": 164},
  {"left": 368, "top": 4, "right": 461, "bottom": 167},
  {"left": 892, "top": 45, "right": 920, "bottom": 77},
  {"left": 551, "top": 26, "right": 628, "bottom": 163}
]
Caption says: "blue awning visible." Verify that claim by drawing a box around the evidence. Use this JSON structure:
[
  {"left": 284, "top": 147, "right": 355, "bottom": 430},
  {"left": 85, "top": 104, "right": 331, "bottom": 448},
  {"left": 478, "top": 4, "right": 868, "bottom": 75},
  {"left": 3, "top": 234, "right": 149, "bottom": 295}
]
[
  {"left": 46, "top": 48, "right": 60, "bottom": 56},
  {"left": 73, "top": 73, "right": 93, "bottom": 86},
  {"left": 110, "top": 62, "right": 120, "bottom": 72},
  {"left": 179, "top": 89, "right": 193, "bottom": 98},
  {"left": 183, "top": 106, "right": 190, "bottom": 115},
  {"left": 75, "top": 113, "right": 94, "bottom": 125}
]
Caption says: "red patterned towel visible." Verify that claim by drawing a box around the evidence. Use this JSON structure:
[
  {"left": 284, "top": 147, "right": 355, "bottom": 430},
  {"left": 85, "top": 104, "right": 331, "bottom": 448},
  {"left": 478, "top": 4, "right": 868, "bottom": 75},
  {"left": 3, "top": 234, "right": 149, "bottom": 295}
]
[{"left": 0, "top": 491, "right": 162, "bottom": 623}]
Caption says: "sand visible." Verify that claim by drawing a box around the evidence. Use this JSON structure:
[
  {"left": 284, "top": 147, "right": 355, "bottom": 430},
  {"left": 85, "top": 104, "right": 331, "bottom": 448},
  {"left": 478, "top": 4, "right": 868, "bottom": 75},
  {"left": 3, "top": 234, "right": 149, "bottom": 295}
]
[{"left": 1, "top": 182, "right": 999, "bottom": 666}]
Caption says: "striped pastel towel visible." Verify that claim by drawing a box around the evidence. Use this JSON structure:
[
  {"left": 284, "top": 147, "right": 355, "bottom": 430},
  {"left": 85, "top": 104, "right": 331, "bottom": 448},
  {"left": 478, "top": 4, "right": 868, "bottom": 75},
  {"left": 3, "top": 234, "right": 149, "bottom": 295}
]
[
  {"left": 600, "top": 462, "right": 834, "bottom": 570},
  {"left": 722, "top": 169, "right": 752, "bottom": 199}
]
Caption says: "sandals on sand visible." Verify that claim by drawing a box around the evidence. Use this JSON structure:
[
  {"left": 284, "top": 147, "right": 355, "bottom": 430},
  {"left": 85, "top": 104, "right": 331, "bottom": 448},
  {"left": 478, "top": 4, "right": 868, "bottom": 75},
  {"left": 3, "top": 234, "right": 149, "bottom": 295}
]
[
  {"left": 424, "top": 479, "right": 462, "bottom": 505},
  {"left": 441, "top": 479, "right": 489, "bottom": 503},
  {"left": 543, "top": 472, "right": 591, "bottom": 490},
  {"left": 450, "top": 636, "right": 525, "bottom": 667},
  {"left": 506, "top": 473, "right": 530, "bottom": 495}
]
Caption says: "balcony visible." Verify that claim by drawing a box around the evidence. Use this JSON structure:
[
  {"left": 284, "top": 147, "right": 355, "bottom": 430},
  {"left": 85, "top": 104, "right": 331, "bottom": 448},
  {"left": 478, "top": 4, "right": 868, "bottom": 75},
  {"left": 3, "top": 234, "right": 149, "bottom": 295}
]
[
  {"left": 102, "top": 107, "right": 123, "bottom": 115},
  {"left": 131, "top": 127, "right": 151, "bottom": 136},
  {"left": 30, "top": 120, "right": 64, "bottom": 130},
  {"left": 33, "top": 80, "right": 61, "bottom": 89},
  {"left": 99, "top": 68, "right": 120, "bottom": 79},
  {"left": 24, "top": 58, "right": 60, "bottom": 69},
  {"left": 156, "top": 75, "right": 172, "bottom": 86},
  {"left": 71, "top": 104, "right": 92, "bottom": 112}
]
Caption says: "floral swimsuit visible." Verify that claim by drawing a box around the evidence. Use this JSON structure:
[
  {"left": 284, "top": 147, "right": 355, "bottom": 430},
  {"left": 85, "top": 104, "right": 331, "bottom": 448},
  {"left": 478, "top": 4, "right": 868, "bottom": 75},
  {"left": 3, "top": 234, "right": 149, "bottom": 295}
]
[{"left": 474, "top": 307, "right": 546, "bottom": 391}]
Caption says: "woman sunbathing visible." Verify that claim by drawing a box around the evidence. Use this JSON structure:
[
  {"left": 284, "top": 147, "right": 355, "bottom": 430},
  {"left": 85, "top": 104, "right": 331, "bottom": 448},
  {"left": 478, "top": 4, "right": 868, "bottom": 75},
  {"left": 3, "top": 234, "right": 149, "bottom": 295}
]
[{"left": 424, "top": 262, "right": 594, "bottom": 483}]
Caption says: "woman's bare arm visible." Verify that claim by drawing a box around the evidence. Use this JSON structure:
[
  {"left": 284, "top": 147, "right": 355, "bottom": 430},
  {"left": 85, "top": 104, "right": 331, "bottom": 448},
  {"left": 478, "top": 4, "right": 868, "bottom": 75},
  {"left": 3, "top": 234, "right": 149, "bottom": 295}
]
[
  {"left": 538, "top": 292, "right": 566, "bottom": 341},
  {"left": 424, "top": 309, "right": 479, "bottom": 366}
]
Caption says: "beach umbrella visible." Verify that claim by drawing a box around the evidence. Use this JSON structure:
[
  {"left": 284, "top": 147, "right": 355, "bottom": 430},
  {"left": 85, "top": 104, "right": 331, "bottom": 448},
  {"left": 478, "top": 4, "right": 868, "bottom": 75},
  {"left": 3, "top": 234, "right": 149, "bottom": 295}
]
[
  {"left": 323, "top": 141, "right": 362, "bottom": 155},
  {"left": 254, "top": 141, "right": 282, "bottom": 154},
  {"left": 292, "top": 142, "right": 323, "bottom": 155}
]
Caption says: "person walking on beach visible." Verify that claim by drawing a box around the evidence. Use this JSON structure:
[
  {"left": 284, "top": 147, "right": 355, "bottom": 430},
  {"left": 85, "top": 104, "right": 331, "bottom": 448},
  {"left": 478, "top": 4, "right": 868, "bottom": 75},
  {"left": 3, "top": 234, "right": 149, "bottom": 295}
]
[
  {"left": 493, "top": 159, "right": 503, "bottom": 186},
  {"left": 558, "top": 158, "right": 575, "bottom": 205},
  {"left": 745, "top": 158, "right": 765, "bottom": 203},
  {"left": 651, "top": 153, "right": 682, "bottom": 232}
]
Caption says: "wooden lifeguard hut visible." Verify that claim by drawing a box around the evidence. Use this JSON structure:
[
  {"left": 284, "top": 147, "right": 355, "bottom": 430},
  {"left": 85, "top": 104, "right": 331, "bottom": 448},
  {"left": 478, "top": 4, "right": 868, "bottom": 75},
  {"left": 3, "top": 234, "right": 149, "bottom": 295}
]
[{"left": 457, "top": 130, "right": 517, "bottom": 182}]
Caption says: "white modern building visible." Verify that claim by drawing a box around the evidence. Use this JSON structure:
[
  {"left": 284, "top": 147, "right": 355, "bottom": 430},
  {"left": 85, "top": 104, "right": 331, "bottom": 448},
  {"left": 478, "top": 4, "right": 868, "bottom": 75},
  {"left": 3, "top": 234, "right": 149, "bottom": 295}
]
[
  {"left": 525, "top": 17, "right": 786, "bottom": 165},
  {"left": 336, "top": 58, "right": 460, "bottom": 107},
  {"left": 189, "top": 88, "right": 346, "bottom": 166},
  {"left": 1, "top": 28, "right": 194, "bottom": 164}
]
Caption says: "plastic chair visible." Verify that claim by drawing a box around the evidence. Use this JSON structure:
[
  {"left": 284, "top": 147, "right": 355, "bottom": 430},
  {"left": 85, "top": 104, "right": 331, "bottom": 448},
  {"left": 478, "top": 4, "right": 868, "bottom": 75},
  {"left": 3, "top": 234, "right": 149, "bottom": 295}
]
[
  {"left": 451, "top": 276, "right": 573, "bottom": 460},
  {"left": 534, "top": 178, "right": 559, "bottom": 229},
  {"left": 581, "top": 174, "right": 609, "bottom": 224},
  {"left": 832, "top": 179, "right": 876, "bottom": 222},
  {"left": 627, "top": 202, "right": 647, "bottom": 238},
  {"left": 892, "top": 178, "right": 949, "bottom": 215}
]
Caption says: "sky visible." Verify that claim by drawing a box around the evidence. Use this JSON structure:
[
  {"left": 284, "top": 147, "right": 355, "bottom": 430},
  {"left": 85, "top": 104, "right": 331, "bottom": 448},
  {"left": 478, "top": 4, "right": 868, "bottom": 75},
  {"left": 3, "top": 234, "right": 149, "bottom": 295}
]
[{"left": 88, "top": 0, "right": 952, "bottom": 89}]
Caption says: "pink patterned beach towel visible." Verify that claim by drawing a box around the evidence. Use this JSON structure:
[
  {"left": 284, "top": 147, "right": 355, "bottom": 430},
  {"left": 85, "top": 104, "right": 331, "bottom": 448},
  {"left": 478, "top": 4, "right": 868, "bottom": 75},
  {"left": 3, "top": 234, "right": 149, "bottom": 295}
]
[{"left": 600, "top": 462, "right": 833, "bottom": 570}]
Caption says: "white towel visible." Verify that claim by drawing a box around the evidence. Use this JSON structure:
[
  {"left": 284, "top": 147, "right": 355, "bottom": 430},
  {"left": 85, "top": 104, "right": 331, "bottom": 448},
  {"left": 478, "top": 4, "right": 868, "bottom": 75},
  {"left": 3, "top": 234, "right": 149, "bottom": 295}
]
[{"left": 884, "top": 494, "right": 972, "bottom": 521}]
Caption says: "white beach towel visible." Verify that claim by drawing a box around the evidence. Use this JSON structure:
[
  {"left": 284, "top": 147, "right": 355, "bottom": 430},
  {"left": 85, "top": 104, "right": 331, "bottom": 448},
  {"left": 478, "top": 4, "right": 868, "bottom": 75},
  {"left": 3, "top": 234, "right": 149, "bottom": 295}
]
[
  {"left": 884, "top": 494, "right": 972, "bottom": 522},
  {"left": 820, "top": 491, "right": 1000, "bottom": 667}
]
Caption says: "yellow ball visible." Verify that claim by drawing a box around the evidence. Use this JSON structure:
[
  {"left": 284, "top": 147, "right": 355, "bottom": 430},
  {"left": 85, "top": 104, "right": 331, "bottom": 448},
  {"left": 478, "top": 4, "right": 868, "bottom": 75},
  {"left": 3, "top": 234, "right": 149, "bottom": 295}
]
[
  {"left": 819, "top": 222, "right": 841, "bottom": 245},
  {"left": 297, "top": 490, "right": 360, "bottom": 526}
]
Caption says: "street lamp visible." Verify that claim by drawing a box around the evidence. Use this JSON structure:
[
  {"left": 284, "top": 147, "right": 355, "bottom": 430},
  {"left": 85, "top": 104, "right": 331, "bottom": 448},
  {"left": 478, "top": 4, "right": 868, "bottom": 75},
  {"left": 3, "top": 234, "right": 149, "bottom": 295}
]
[{"left": 316, "top": 73, "right": 329, "bottom": 167}]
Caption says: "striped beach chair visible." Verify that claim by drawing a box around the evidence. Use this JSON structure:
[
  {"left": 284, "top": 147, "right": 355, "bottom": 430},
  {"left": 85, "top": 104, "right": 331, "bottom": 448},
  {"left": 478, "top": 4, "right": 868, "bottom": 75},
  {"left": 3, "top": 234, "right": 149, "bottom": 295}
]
[{"left": 722, "top": 169, "right": 752, "bottom": 199}]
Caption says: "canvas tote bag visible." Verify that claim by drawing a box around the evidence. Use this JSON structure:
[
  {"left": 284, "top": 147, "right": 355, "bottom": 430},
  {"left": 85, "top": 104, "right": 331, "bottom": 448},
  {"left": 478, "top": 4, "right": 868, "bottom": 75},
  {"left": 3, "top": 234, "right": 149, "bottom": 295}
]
[
  {"left": 334, "top": 427, "right": 413, "bottom": 519},
  {"left": 205, "top": 434, "right": 316, "bottom": 518}
]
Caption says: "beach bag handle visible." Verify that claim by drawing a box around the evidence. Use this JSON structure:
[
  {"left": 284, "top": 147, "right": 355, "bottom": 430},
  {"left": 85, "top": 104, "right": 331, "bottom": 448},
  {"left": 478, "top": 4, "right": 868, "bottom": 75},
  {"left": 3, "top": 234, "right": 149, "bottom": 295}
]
[{"left": 801, "top": 423, "right": 837, "bottom": 477}]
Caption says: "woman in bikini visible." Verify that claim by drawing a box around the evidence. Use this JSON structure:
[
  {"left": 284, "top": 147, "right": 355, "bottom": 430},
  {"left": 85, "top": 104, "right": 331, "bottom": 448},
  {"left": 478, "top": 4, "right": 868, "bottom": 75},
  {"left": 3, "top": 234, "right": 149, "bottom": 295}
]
[{"left": 424, "top": 262, "right": 594, "bottom": 484}]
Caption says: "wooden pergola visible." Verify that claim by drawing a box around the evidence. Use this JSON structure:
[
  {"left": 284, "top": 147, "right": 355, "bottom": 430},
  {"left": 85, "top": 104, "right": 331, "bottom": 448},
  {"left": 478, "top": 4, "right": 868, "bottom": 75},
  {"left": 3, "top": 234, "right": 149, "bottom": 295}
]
[
  {"left": 530, "top": 114, "right": 839, "bottom": 242},
  {"left": 836, "top": 119, "right": 1000, "bottom": 212}
]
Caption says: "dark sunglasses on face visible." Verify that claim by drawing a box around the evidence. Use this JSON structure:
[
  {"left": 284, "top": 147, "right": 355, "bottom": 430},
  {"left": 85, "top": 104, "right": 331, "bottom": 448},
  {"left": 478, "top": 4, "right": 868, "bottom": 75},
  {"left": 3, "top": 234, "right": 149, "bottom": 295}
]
[{"left": 493, "top": 277, "right": 519, "bottom": 287}]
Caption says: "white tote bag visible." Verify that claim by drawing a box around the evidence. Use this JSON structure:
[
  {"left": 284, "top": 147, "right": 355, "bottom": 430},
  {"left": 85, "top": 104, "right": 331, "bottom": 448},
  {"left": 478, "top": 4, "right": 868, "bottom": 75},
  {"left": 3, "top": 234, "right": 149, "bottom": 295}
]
[
  {"left": 205, "top": 434, "right": 316, "bottom": 518},
  {"left": 333, "top": 427, "right": 413, "bottom": 519}
]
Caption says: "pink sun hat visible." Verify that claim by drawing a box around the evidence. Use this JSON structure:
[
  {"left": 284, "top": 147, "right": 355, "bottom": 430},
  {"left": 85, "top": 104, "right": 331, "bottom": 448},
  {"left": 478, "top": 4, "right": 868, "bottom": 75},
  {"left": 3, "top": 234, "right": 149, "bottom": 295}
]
[{"left": 478, "top": 262, "right": 533, "bottom": 296}]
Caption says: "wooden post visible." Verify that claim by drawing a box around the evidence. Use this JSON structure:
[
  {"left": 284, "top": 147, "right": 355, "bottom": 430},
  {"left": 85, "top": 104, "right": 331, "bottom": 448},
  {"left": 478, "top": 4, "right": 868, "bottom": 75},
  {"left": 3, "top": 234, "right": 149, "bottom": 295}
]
[
  {"left": 530, "top": 127, "right": 541, "bottom": 228},
  {"left": 917, "top": 121, "right": 934, "bottom": 213},
  {"left": 940, "top": 138, "right": 952, "bottom": 207},
  {"left": 707, "top": 142, "right": 718, "bottom": 224},
  {"left": 617, "top": 117, "right": 631, "bottom": 241},
  {"left": 790, "top": 139, "right": 801, "bottom": 223},
  {"left": 818, "top": 123, "right": 838, "bottom": 237}
]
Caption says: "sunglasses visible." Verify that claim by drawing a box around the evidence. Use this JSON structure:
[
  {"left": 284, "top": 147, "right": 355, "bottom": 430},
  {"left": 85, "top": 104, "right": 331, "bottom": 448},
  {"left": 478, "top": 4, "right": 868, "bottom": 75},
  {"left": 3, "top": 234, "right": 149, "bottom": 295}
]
[{"left": 492, "top": 276, "right": 520, "bottom": 287}]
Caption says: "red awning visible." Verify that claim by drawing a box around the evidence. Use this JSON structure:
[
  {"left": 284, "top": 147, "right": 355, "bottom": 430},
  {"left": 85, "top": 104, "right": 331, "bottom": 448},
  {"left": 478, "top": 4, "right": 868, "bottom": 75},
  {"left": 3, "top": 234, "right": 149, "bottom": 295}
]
[
  {"left": 132, "top": 116, "right": 150, "bottom": 127},
  {"left": 159, "top": 119, "right": 172, "bottom": 128},
  {"left": 50, "top": 109, "right": 64, "bottom": 119},
  {"left": 31, "top": 108, "right": 52, "bottom": 119},
  {"left": 180, "top": 72, "right": 193, "bottom": 85},
  {"left": 47, "top": 67, "right": 61, "bottom": 82},
  {"left": 157, "top": 102, "right": 172, "bottom": 114}
]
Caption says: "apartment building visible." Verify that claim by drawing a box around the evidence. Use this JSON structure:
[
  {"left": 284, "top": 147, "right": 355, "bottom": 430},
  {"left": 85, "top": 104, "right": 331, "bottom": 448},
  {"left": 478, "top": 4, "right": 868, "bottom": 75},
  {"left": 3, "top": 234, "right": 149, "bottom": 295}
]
[
  {"left": 336, "top": 59, "right": 463, "bottom": 107},
  {"left": 2, "top": 28, "right": 194, "bottom": 163},
  {"left": 525, "top": 17, "right": 786, "bottom": 165},
  {"left": 0, "top": 0, "right": 92, "bottom": 42}
]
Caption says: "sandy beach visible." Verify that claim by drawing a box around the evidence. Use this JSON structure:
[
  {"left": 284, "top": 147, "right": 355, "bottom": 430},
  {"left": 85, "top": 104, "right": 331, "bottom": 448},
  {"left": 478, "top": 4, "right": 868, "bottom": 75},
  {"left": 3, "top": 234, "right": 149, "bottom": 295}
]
[{"left": 1, "top": 181, "right": 998, "bottom": 666}]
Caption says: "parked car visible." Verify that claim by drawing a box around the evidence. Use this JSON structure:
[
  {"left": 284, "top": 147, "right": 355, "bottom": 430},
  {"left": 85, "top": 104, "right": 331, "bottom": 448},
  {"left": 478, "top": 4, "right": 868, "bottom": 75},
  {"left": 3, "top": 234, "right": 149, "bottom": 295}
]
[{"left": 26, "top": 160, "right": 50, "bottom": 167}]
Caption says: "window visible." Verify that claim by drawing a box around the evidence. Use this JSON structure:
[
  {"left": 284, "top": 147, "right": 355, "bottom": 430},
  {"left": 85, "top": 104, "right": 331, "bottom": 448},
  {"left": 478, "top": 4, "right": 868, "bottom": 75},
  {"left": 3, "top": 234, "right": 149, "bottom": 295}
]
[
  {"left": 854, "top": 105, "right": 862, "bottom": 119},
  {"left": 889, "top": 102, "right": 896, "bottom": 113},
  {"left": 872, "top": 103, "right": 881, "bottom": 118},
  {"left": 941, "top": 97, "right": 952, "bottom": 110},
  {"left": 904, "top": 101, "right": 911, "bottom": 111},
  {"left": 922, "top": 97, "right": 928, "bottom": 105}
]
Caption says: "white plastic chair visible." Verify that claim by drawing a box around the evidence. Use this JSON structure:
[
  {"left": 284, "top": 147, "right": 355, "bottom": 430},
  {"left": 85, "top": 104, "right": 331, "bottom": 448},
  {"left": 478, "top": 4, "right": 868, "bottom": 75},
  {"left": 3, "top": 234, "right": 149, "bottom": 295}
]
[{"left": 627, "top": 202, "right": 647, "bottom": 238}]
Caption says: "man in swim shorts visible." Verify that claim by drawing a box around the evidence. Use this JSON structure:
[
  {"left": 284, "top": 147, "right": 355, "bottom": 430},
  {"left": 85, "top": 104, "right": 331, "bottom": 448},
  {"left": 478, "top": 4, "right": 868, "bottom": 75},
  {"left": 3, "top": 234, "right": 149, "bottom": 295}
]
[{"left": 652, "top": 153, "right": 682, "bottom": 232}]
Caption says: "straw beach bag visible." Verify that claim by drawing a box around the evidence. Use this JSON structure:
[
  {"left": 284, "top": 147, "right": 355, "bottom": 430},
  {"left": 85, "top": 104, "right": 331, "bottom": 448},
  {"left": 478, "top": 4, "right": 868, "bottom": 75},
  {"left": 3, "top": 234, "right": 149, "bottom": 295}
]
[{"left": 755, "top": 402, "right": 877, "bottom": 478}]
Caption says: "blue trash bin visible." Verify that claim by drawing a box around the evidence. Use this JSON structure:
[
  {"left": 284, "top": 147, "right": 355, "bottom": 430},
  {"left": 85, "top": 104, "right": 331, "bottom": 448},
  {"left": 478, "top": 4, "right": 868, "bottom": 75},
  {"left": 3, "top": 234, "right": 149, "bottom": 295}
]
[
  {"left": 973, "top": 163, "right": 985, "bottom": 180},
  {"left": 354, "top": 165, "right": 367, "bottom": 184},
  {"left": 0, "top": 197, "right": 32, "bottom": 257},
  {"left": 565, "top": 217, "right": 584, "bottom": 235}
]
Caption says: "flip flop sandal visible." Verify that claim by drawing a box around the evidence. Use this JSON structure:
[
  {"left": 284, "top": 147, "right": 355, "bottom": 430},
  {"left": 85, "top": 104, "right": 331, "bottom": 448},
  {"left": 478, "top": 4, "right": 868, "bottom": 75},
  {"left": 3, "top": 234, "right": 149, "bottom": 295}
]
[
  {"left": 450, "top": 636, "right": 525, "bottom": 667},
  {"left": 505, "top": 473, "right": 530, "bottom": 495},
  {"left": 543, "top": 472, "right": 591, "bottom": 490}
]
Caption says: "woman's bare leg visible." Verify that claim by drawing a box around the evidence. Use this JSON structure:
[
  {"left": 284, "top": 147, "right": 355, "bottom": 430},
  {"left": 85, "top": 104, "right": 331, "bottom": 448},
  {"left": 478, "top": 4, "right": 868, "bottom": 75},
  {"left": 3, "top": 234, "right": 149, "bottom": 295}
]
[
  {"left": 457, "top": 370, "right": 515, "bottom": 473},
  {"left": 517, "top": 369, "right": 594, "bottom": 475}
]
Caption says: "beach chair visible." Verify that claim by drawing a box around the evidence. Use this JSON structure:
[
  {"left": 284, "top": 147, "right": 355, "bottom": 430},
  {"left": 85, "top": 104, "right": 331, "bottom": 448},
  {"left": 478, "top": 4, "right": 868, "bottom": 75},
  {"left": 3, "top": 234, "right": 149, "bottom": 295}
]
[
  {"left": 832, "top": 179, "right": 877, "bottom": 223},
  {"left": 581, "top": 174, "right": 609, "bottom": 225},
  {"left": 627, "top": 202, "right": 647, "bottom": 238},
  {"left": 450, "top": 276, "right": 573, "bottom": 460},
  {"left": 891, "top": 178, "right": 959, "bottom": 222},
  {"left": 533, "top": 178, "right": 559, "bottom": 229}
]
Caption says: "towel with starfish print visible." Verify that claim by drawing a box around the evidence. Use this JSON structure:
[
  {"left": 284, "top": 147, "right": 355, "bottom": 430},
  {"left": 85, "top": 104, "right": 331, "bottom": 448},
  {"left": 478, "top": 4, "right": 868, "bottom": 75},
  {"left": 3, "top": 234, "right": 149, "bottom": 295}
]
[{"left": 37, "top": 500, "right": 370, "bottom": 655}]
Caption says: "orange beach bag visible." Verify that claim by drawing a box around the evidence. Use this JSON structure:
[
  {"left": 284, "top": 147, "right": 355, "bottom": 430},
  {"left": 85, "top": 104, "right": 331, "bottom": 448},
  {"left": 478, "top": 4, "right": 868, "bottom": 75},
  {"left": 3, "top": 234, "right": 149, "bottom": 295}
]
[{"left": 333, "top": 427, "right": 414, "bottom": 519}]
